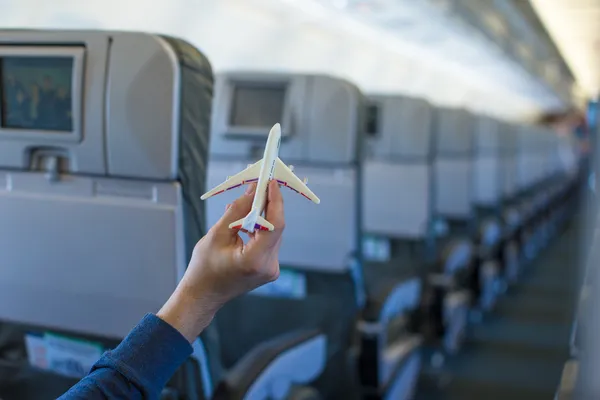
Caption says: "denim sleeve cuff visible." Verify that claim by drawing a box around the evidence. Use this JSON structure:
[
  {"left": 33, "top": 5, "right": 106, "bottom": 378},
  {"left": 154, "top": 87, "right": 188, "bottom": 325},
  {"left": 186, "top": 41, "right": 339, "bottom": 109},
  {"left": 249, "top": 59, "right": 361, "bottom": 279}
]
[{"left": 92, "top": 313, "right": 193, "bottom": 396}]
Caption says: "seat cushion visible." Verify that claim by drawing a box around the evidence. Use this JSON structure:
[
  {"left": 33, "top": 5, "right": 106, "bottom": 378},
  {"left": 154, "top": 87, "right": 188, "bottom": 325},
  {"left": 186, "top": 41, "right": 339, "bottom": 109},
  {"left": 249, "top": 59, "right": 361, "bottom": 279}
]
[
  {"left": 214, "top": 268, "right": 360, "bottom": 399},
  {"left": 363, "top": 260, "right": 422, "bottom": 322}
]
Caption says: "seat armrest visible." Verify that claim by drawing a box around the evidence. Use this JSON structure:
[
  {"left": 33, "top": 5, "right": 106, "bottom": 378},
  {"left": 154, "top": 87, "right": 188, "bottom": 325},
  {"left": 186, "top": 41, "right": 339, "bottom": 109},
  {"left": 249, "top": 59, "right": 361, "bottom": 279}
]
[
  {"left": 555, "top": 359, "right": 579, "bottom": 400},
  {"left": 362, "top": 268, "right": 422, "bottom": 323},
  {"left": 212, "top": 329, "right": 326, "bottom": 400},
  {"left": 379, "top": 335, "right": 423, "bottom": 394},
  {"left": 438, "top": 240, "right": 473, "bottom": 276}
]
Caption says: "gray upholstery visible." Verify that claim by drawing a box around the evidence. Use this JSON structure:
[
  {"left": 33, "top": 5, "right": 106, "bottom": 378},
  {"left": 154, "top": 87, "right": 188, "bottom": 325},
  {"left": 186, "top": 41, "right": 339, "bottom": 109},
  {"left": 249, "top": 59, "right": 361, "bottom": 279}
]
[
  {"left": 207, "top": 162, "right": 357, "bottom": 272},
  {"left": 358, "top": 95, "right": 436, "bottom": 398},
  {"left": 207, "top": 73, "right": 362, "bottom": 273},
  {"left": 207, "top": 72, "right": 365, "bottom": 399},
  {"left": 363, "top": 162, "right": 431, "bottom": 238},
  {"left": 433, "top": 107, "right": 475, "bottom": 220},
  {"left": 471, "top": 117, "right": 504, "bottom": 310},
  {"left": 360, "top": 260, "right": 424, "bottom": 399},
  {"left": 500, "top": 123, "right": 519, "bottom": 200},
  {"left": 209, "top": 74, "right": 359, "bottom": 164},
  {"left": 516, "top": 125, "right": 552, "bottom": 192},
  {"left": 213, "top": 331, "right": 327, "bottom": 400},
  {"left": 364, "top": 96, "right": 433, "bottom": 160},
  {"left": 429, "top": 107, "right": 477, "bottom": 352},
  {"left": 362, "top": 261, "right": 423, "bottom": 322},
  {"left": 363, "top": 95, "right": 434, "bottom": 239},
  {"left": 0, "top": 31, "right": 213, "bottom": 339},
  {"left": 383, "top": 349, "right": 422, "bottom": 400},
  {"left": 216, "top": 271, "right": 358, "bottom": 398},
  {"left": 473, "top": 116, "right": 502, "bottom": 208},
  {"left": 241, "top": 333, "right": 326, "bottom": 400}
]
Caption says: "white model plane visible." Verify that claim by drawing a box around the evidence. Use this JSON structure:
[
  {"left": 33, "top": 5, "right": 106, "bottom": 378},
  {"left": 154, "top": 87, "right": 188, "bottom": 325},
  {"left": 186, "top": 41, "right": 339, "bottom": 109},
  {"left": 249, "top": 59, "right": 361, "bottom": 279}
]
[{"left": 201, "top": 123, "right": 320, "bottom": 232}]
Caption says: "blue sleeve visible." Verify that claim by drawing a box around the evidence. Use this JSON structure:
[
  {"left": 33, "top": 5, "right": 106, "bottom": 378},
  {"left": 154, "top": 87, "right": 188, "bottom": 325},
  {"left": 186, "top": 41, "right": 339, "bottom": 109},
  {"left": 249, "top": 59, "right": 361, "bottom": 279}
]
[{"left": 58, "top": 313, "right": 193, "bottom": 400}]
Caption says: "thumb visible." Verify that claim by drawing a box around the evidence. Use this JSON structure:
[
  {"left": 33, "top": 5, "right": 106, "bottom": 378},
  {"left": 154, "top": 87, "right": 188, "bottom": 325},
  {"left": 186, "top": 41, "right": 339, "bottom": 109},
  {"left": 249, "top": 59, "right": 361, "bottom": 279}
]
[{"left": 213, "top": 184, "right": 256, "bottom": 234}]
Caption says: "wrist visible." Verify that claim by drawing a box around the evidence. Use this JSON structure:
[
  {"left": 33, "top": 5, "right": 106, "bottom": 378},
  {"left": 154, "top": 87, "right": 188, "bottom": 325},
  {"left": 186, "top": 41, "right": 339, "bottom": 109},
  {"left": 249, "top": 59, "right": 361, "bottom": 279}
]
[{"left": 157, "top": 286, "right": 221, "bottom": 343}]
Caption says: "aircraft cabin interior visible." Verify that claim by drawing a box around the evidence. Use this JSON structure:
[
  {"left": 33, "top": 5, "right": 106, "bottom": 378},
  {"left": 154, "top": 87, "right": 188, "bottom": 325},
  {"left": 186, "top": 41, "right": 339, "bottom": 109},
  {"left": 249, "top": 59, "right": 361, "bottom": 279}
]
[{"left": 0, "top": 0, "right": 598, "bottom": 399}]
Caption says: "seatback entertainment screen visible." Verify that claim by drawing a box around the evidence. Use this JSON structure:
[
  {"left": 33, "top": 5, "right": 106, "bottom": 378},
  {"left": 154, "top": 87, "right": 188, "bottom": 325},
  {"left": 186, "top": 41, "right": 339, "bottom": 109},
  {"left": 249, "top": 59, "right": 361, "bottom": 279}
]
[
  {"left": 229, "top": 84, "right": 286, "bottom": 129},
  {"left": 1, "top": 56, "right": 73, "bottom": 132}
]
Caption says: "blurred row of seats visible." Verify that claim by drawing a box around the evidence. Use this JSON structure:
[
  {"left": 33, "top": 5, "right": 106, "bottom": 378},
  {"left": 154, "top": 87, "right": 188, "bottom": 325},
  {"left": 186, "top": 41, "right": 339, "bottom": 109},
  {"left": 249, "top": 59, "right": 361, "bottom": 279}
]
[{"left": 0, "top": 31, "right": 582, "bottom": 400}]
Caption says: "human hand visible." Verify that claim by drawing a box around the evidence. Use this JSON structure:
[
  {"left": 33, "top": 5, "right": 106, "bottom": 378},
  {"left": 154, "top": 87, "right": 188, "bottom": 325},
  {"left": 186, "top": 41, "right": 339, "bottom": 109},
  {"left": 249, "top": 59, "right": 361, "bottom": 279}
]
[{"left": 158, "top": 181, "right": 285, "bottom": 342}]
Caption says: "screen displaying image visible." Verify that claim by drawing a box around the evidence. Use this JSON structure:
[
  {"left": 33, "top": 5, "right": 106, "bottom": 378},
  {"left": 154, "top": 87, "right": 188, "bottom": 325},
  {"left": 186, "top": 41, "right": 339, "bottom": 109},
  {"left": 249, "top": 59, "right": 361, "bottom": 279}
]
[
  {"left": 230, "top": 85, "right": 286, "bottom": 129},
  {"left": 1, "top": 56, "right": 73, "bottom": 132}
]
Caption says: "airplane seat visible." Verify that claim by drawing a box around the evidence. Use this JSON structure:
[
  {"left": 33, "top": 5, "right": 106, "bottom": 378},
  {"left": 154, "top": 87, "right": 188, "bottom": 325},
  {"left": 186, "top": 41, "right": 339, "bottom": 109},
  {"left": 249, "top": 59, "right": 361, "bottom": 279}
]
[
  {"left": 430, "top": 107, "right": 476, "bottom": 353},
  {"left": 520, "top": 126, "right": 560, "bottom": 258},
  {"left": 205, "top": 73, "right": 361, "bottom": 399},
  {"left": 554, "top": 133, "right": 582, "bottom": 228},
  {"left": 0, "top": 31, "right": 308, "bottom": 400},
  {"left": 545, "top": 132, "right": 568, "bottom": 237},
  {"left": 476, "top": 219, "right": 503, "bottom": 307},
  {"left": 362, "top": 95, "right": 435, "bottom": 265},
  {"left": 472, "top": 115, "right": 505, "bottom": 309},
  {"left": 537, "top": 129, "right": 563, "bottom": 246},
  {"left": 359, "top": 94, "right": 437, "bottom": 398},
  {"left": 499, "top": 124, "right": 522, "bottom": 283},
  {"left": 0, "top": 30, "right": 226, "bottom": 396},
  {"left": 527, "top": 126, "right": 565, "bottom": 251},
  {"left": 528, "top": 127, "right": 555, "bottom": 252},
  {"left": 515, "top": 125, "right": 543, "bottom": 263}
]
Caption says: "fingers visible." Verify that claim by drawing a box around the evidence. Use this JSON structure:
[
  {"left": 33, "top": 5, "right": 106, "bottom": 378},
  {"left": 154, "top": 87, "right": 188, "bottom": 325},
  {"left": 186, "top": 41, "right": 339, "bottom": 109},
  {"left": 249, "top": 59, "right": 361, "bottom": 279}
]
[
  {"left": 266, "top": 180, "right": 285, "bottom": 231},
  {"left": 248, "top": 181, "right": 285, "bottom": 252},
  {"left": 213, "top": 184, "right": 256, "bottom": 235}
]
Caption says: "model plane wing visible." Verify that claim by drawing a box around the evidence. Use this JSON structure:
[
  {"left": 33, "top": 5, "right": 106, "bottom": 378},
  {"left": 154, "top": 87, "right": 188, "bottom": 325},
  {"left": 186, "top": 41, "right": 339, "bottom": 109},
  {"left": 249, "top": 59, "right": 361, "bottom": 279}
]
[
  {"left": 201, "top": 160, "right": 262, "bottom": 200},
  {"left": 273, "top": 158, "right": 320, "bottom": 204}
]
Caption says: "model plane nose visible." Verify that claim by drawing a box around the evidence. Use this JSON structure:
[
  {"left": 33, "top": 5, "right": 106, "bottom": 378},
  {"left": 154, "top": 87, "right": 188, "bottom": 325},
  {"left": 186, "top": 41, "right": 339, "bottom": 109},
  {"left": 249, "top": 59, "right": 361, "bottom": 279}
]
[{"left": 271, "top": 123, "right": 281, "bottom": 137}]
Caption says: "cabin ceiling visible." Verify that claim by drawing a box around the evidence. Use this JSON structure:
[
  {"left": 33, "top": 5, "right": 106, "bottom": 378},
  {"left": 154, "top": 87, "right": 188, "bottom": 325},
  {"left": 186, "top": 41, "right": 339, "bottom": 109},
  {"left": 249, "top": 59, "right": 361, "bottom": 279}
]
[{"left": 0, "top": 0, "right": 590, "bottom": 120}]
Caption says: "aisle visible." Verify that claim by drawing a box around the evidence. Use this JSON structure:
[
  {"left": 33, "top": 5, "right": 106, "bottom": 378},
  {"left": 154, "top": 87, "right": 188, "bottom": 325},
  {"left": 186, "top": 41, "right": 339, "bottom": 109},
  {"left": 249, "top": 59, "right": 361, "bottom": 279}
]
[{"left": 418, "top": 221, "right": 580, "bottom": 400}]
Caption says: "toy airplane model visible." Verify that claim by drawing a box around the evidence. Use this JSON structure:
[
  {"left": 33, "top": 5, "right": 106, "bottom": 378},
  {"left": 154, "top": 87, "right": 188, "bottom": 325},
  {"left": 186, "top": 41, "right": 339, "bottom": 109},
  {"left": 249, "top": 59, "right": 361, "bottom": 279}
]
[{"left": 201, "top": 123, "right": 320, "bottom": 232}]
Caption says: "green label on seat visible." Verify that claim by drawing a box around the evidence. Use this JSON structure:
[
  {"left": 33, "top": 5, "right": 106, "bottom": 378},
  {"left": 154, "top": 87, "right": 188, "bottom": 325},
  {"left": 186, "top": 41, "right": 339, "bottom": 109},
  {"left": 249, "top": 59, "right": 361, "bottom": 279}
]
[
  {"left": 25, "top": 332, "right": 103, "bottom": 378},
  {"left": 251, "top": 269, "right": 306, "bottom": 299}
]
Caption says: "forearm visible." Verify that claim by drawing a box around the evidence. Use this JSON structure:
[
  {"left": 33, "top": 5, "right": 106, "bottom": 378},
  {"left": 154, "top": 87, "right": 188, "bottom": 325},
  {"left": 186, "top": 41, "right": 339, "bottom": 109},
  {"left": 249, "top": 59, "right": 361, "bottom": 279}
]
[
  {"left": 59, "top": 314, "right": 194, "bottom": 399},
  {"left": 59, "top": 370, "right": 144, "bottom": 399}
]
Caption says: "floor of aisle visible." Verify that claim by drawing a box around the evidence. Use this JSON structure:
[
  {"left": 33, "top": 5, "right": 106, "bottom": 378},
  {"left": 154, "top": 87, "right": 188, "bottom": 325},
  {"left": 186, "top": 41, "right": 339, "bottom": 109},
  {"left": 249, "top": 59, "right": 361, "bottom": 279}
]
[{"left": 417, "top": 220, "right": 581, "bottom": 400}]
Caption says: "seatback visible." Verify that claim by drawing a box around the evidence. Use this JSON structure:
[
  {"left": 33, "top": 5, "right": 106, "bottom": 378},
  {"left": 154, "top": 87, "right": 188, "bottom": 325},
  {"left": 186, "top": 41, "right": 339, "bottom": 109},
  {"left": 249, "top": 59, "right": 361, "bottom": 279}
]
[
  {"left": 206, "top": 72, "right": 364, "bottom": 398},
  {"left": 546, "top": 130, "right": 563, "bottom": 179},
  {"left": 473, "top": 116, "right": 502, "bottom": 212},
  {"left": 516, "top": 124, "right": 546, "bottom": 194},
  {"left": 501, "top": 123, "right": 519, "bottom": 202},
  {"left": 362, "top": 95, "right": 435, "bottom": 245},
  {"left": 207, "top": 73, "right": 362, "bottom": 272},
  {"left": 0, "top": 31, "right": 213, "bottom": 340},
  {"left": 433, "top": 107, "right": 475, "bottom": 233},
  {"left": 533, "top": 127, "right": 553, "bottom": 187}
]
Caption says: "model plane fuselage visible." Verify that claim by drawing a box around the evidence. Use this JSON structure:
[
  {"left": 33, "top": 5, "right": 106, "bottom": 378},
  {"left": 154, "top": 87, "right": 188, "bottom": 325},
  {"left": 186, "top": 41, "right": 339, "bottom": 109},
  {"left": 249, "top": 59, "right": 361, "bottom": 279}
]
[
  {"left": 251, "top": 123, "right": 281, "bottom": 220},
  {"left": 201, "top": 123, "right": 320, "bottom": 233}
]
